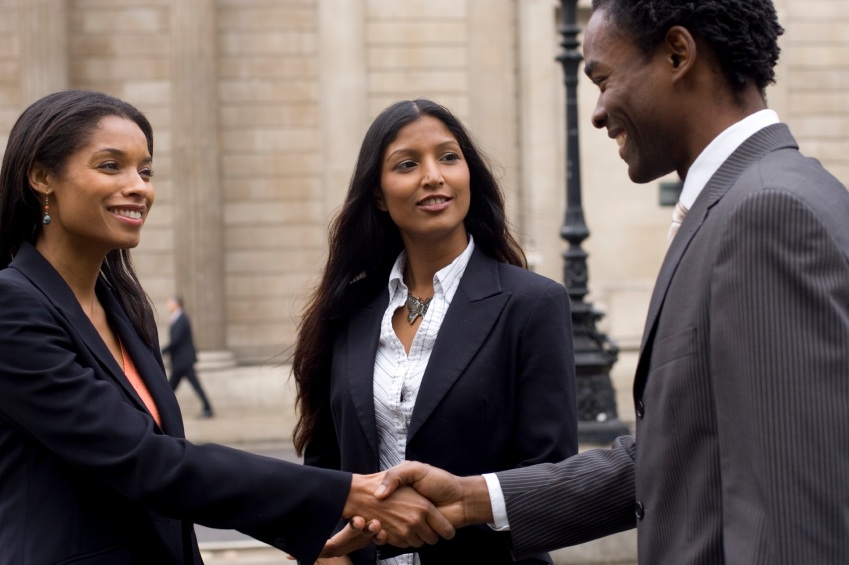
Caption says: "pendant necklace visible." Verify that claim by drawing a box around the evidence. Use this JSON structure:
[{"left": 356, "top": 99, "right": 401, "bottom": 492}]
[{"left": 405, "top": 292, "right": 432, "bottom": 325}]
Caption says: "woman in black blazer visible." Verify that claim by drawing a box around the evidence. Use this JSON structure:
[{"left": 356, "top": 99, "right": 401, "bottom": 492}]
[
  {"left": 293, "top": 99, "right": 578, "bottom": 565},
  {"left": 0, "top": 90, "right": 445, "bottom": 565}
]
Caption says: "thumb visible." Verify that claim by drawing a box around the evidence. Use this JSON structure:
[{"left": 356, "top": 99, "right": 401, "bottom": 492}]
[{"left": 374, "top": 461, "right": 422, "bottom": 499}]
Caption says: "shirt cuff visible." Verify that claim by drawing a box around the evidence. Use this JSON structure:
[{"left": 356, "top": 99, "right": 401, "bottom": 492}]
[{"left": 483, "top": 473, "right": 510, "bottom": 531}]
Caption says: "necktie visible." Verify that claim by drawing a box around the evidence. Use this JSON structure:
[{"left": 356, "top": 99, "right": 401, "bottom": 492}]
[{"left": 666, "top": 201, "right": 689, "bottom": 247}]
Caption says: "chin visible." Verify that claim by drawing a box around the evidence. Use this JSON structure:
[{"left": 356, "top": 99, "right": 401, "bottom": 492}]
[
  {"left": 628, "top": 164, "right": 670, "bottom": 185},
  {"left": 116, "top": 239, "right": 141, "bottom": 250}
]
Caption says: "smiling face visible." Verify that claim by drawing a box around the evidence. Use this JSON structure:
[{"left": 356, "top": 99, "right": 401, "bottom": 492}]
[
  {"left": 377, "top": 114, "right": 470, "bottom": 252},
  {"left": 583, "top": 9, "right": 684, "bottom": 183},
  {"left": 32, "top": 115, "right": 155, "bottom": 259}
]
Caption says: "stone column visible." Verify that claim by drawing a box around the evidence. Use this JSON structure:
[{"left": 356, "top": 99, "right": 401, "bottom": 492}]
[
  {"left": 517, "top": 0, "right": 564, "bottom": 281},
  {"left": 20, "top": 0, "right": 69, "bottom": 105},
  {"left": 467, "top": 0, "right": 520, "bottom": 241},
  {"left": 318, "top": 0, "right": 368, "bottom": 220},
  {"left": 171, "top": 0, "right": 233, "bottom": 368}
]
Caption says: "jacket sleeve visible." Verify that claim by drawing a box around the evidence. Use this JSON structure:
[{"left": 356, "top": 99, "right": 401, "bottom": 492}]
[
  {"left": 496, "top": 435, "right": 637, "bottom": 559},
  {"left": 0, "top": 277, "right": 351, "bottom": 563},
  {"left": 710, "top": 189, "right": 849, "bottom": 564}
]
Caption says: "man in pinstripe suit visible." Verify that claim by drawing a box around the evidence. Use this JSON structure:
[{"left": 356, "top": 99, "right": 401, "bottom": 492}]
[{"left": 368, "top": 0, "right": 849, "bottom": 563}]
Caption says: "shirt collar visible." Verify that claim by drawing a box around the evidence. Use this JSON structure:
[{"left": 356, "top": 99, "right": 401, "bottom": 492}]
[
  {"left": 388, "top": 235, "right": 476, "bottom": 302},
  {"left": 679, "top": 109, "right": 779, "bottom": 209}
]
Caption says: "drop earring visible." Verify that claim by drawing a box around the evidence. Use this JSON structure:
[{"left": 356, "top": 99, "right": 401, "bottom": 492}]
[{"left": 42, "top": 194, "right": 52, "bottom": 225}]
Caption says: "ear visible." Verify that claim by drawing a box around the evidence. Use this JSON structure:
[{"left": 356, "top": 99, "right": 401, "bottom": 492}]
[
  {"left": 663, "top": 26, "right": 698, "bottom": 83},
  {"left": 27, "top": 162, "right": 52, "bottom": 196},
  {"left": 374, "top": 190, "right": 388, "bottom": 212}
]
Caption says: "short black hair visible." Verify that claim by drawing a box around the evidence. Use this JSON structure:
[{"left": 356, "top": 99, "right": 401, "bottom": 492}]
[{"left": 592, "top": 0, "right": 784, "bottom": 95}]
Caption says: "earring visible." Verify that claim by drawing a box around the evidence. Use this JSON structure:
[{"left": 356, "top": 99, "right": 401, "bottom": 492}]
[{"left": 42, "top": 194, "right": 52, "bottom": 225}]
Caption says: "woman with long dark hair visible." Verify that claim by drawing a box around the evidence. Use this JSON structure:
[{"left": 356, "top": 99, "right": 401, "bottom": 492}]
[
  {"left": 294, "top": 99, "right": 578, "bottom": 564},
  {"left": 0, "top": 90, "right": 449, "bottom": 564}
]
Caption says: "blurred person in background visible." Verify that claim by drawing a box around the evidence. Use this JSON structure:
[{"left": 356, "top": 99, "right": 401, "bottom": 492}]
[{"left": 163, "top": 294, "right": 214, "bottom": 418}]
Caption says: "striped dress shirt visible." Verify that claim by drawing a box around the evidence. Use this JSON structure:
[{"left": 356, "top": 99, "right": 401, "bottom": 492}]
[{"left": 373, "top": 236, "right": 475, "bottom": 565}]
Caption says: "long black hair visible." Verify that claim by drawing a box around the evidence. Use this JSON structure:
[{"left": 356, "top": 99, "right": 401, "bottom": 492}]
[
  {"left": 0, "top": 90, "right": 158, "bottom": 348},
  {"left": 292, "top": 99, "right": 526, "bottom": 454}
]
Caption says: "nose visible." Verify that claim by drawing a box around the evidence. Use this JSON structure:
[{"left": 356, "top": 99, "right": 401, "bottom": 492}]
[
  {"left": 126, "top": 170, "right": 154, "bottom": 202},
  {"left": 591, "top": 95, "right": 607, "bottom": 129},
  {"left": 421, "top": 158, "right": 444, "bottom": 187}
]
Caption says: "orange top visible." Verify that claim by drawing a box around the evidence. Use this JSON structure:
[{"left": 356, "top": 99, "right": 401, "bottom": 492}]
[{"left": 120, "top": 340, "right": 162, "bottom": 426}]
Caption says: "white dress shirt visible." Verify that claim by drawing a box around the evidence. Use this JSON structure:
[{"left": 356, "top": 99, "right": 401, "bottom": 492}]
[
  {"left": 374, "top": 236, "right": 475, "bottom": 565},
  {"left": 483, "top": 109, "right": 781, "bottom": 531}
]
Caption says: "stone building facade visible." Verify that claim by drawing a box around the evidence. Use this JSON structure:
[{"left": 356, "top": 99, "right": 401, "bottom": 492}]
[{"left": 1, "top": 0, "right": 847, "bottom": 364}]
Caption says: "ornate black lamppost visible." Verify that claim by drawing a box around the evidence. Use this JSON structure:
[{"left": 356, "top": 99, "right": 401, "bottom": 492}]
[{"left": 557, "top": 0, "right": 629, "bottom": 443}]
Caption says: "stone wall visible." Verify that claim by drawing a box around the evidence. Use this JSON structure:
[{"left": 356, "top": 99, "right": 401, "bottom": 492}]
[{"left": 0, "top": 0, "right": 847, "bottom": 362}]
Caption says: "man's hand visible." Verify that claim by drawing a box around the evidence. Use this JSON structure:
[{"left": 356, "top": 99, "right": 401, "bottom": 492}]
[
  {"left": 375, "top": 461, "right": 494, "bottom": 527},
  {"left": 344, "top": 472, "right": 455, "bottom": 548}
]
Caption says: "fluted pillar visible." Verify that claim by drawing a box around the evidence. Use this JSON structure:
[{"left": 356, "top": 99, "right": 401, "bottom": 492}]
[
  {"left": 20, "top": 0, "right": 69, "bottom": 104},
  {"left": 171, "top": 0, "right": 232, "bottom": 367}
]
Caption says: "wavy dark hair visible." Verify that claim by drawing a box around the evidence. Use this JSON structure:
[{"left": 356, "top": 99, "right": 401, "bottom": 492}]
[
  {"left": 0, "top": 90, "right": 157, "bottom": 348},
  {"left": 593, "top": 0, "right": 783, "bottom": 96},
  {"left": 292, "top": 99, "right": 526, "bottom": 454}
]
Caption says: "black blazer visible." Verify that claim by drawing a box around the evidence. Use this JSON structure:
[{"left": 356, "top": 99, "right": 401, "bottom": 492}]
[
  {"left": 305, "top": 248, "right": 578, "bottom": 564},
  {"left": 0, "top": 243, "right": 350, "bottom": 565},
  {"left": 497, "top": 124, "right": 849, "bottom": 563},
  {"left": 163, "top": 311, "right": 198, "bottom": 375}
]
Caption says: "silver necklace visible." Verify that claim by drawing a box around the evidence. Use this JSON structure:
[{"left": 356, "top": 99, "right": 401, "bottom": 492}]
[{"left": 405, "top": 292, "right": 432, "bottom": 325}]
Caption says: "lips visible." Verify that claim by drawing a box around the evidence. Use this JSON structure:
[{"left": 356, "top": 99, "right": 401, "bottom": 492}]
[
  {"left": 110, "top": 208, "right": 144, "bottom": 220},
  {"left": 416, "top": 195, "right": 453, "bottom": 213},
  {"left": 418, "top": 196, "right": 450, "bottom": 206},
  {"left": 609, "top": 129, "right": 628, "bottom": 160}
]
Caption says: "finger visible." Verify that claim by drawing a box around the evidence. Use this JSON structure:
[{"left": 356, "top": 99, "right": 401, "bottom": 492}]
[
  {"left": 412, "top": 505, "right": 454, "bottom": 545},
  {"left": 413, "top": 522, "right": 439, "bottom": 546},
  {"left": 319, "top": 518, "right": 381, "bottom": 558},
  {"left": 320, "top": 528, "right": 356, "bottom": 558},
  {"left": 404, "top": 531, "right": 426, "bottom": 549},
  {"left": 375, "top": 461, "right": 425, "bottom": 498},
  {"left": 373, "top": 529, "right": 389, "bottom": 545},
  {"left": 426, "top": 506, "right": 456, "bottom": 540},
  {"left": 364, "top": 519, "right": 382, "bottom": 534},
  {"left": 383, "top": 528, "right": 423, "bottom": 549}
]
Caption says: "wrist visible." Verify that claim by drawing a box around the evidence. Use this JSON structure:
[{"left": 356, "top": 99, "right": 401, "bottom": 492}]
[
  {"left": 343, "top": 473, "right": 379, "bottom": 518},
  {"left": 459, "top": 476, "right": 494, "bottom": 526}
]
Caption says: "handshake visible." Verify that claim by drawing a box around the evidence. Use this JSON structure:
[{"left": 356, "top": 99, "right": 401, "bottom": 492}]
[{"left": 324, "top": 461, "right": 494, "bottom": 559}]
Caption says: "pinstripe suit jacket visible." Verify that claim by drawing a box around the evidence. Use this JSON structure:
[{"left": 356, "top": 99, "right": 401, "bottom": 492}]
[{"left": 496, "top": 124, "right": 849, "bottom": 564}]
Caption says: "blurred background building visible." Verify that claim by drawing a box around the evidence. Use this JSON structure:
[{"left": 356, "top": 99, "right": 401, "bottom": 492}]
[{"left": 2, "top": 0, "right": 847, "bottom": 366}]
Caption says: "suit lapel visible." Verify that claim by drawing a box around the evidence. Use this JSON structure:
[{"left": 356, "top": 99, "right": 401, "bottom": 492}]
[
  {"left": 346, "top": 290, "right": 387, "bottom": 454},
  {"left": 100, "top": 287, "right": 184, "bottom": 436},
  {"left": 634, "top": 124, "right": 799, "bottom": 399},
  {"left": 407, "top": 249, "right": 509, "bottom": 441},
  {"left": 12, "top": 243, "right": 176, "bottom": 434}
]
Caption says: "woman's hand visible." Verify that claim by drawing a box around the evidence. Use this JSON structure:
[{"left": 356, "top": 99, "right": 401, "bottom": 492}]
[
  {"left": 316, "top": 557, "right": 353, "bottom": 565},
  {"left": 318, "top": 516, "right": 387, "bottom": 558}
]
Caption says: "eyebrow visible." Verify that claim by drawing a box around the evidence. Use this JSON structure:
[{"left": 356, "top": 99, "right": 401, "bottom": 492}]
[
  {"left": 384, "top": 140, "right": 460, "bottom": 164},
  {"left": 94, "top": 147, "right": 153, "bottom": 164}
]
